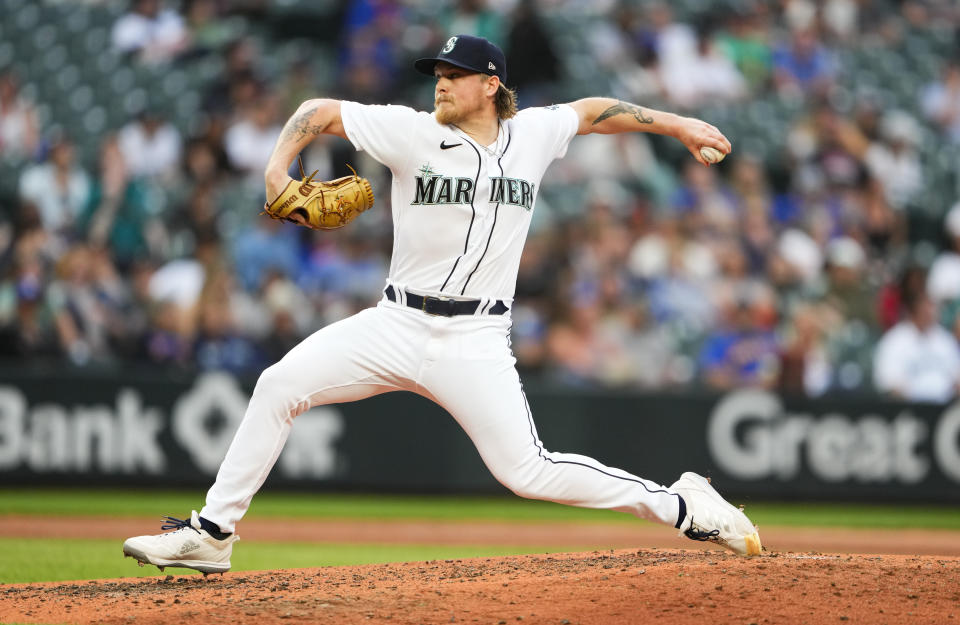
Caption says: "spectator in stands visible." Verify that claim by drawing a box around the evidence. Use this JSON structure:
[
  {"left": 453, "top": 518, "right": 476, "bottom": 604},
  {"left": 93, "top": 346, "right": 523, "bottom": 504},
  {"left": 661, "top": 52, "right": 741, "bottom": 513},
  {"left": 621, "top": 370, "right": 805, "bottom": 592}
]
[
  {"left": 18, "top": 136, "right": 91, "bottom": 247},
  {"left": 565, "top": 201, "right": 633, "bottom": 292},
  {"left": 820, "top": 0, "right": 859, "bottom": 42},
  {"left": 643, "top": 242, "right": 717, "bottom": 329},
  {"left": 111, "top": 0, "right": 189, "bottom": 63},
  {"left": 0, "top": 251, "right": 57, "bottom": 360},
  {"left": 224, "top": 93, "right": 282, "bottom": 176},
  {"left": 698, "top": 287, "right": 779, "bottom": 390},
  {"left": 118, "top": 109, "right": 183, "bottom": 182},
  {"left": 148, "top": 233, "right": 221, "bottom": 340},
  {"left": 820, "top": 236, "right": 878, "bottom": 329},
  {"left": 545, "top": 289, "right": 631, "bottom": 387},
  {"left": 231, "top": 214, "right": 302, "bottom": 292},
  {"left": 778, "top": 301, "right": 833, "bottom": 397},
  {"left": 927, "top": 203, "right": 960, "bottom": 323},
  {"left": 192, "top": 266, "right": 264, "bottom": 373},
  {"left": 46, "top": 244, "right": 124, "bottom": 365},
  {"left": 279, "top": 59, "right": 318, "bottom": 119},
  {"left": 143, "top": 298, "right": 193, "bottom": 366},
  {"left": 511, "top": 230, "right": 561, "bottom": 373},
  {"left": 203, "top": 37, "right": 261, "bottom": 117},
  {"left": 717, "top": 8, "right": 773, "bottom": 93},
  {"left": 339, "top": 0, "right": 405, "bottom": 101},
  {"left": 772, "top": 28, "right": 835, "bottom": 98},
  {"left": 877, "top": 263, "right": 927, "bottom": 332},
  {"left": 583, "top": 5, "right": 644, "bottom": 83},
  {"left": 873, "top": 289, "right": 960, "bottom": 403},
  {"left": 862, "top": 111, "right": 923, "bottom": 211},
  {"left": 167, "top": 136, "right": 228, "bottom": 226},
  {"left": 644, "top": 1, "right": 698, "bottom": 77},
  {"left": 660, "top": 27, "right": 747, "bottom": 110},
  {"left": 738, "top": 190, "right": 778, "bottom": 276},
  {"left": 299, "top": 233, "right": 390, "bottom": 325},
  {"left": 604, "top": 295, "right": 685, "bottom": 388},
  {"left": 181, "top": 136, "right": 226, "bottom": 187},
  {"left": 788, "top": 104, "right": 865, "bottom": 207},
  {"left": 671, "top": 158, "right": 739, "bottom": 237},
  {"left": 921, "top": 61, "right": 960, "bottom": 143},
  {"left": 183, "top": 0, "right": 233, "bottom": 57},
  {"left": 710, "top": 236, "right": 759, "bottom": 311},
  {"left": 0, "top": 70, "right": 39, "bottom": 161},
  {"left": 505, "top": 0, "right": 560, "bottom": 107},
  {"left": 860, "top": 176, "right": 905, "bottom": 260},
  {"left": 443, "top": 0, "right": 504, "bottom": 45},
  {"left": 258, "top": 272, "right": 314, "bottom": 364},
  {"left": 81, "top": 135, "right": 153, "bottom": 268},
  {"left": 89, "top": 245, "right": 144, "bottom": 359}
]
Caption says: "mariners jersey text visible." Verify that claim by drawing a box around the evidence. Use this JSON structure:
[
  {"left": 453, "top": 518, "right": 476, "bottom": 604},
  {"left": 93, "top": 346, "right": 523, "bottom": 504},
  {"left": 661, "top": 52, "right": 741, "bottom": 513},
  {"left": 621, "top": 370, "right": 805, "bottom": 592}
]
[{"left": 412, "top": 174, "right": 535, "bottom": 210}]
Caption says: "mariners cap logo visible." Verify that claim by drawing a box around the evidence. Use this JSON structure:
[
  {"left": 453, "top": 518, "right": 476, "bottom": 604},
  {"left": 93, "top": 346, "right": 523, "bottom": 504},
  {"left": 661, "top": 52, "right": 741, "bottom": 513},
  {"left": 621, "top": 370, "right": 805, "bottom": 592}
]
[{"left": 442, "top": 36, "right": 458, "bottom": 54}]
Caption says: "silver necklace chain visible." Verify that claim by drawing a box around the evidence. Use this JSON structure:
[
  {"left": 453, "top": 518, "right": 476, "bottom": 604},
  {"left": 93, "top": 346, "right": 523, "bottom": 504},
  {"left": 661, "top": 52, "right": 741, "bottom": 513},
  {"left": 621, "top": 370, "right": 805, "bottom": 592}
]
[{"left": 453, "top": 121, "right": 504, "bottom": 158}]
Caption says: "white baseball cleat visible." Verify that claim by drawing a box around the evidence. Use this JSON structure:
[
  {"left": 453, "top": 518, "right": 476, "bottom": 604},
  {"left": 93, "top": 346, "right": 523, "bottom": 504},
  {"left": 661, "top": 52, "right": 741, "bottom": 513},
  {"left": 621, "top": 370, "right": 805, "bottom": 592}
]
[
  {"left": 123, "top": 510, "right": 238, "bottom": 574},
  {"left": 671, "top": 472, "right": 762, "bottom": 556}
]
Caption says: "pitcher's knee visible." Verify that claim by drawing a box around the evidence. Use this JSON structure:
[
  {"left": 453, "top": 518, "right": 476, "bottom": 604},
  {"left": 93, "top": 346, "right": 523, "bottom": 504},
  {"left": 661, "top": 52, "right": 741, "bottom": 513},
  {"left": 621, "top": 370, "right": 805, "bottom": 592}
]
[
  {"left": 505, "top": 481, "right": 546, "bottom": 501},
  {"left": 494, "top": 465, "right": 551, "bottom": 501}
]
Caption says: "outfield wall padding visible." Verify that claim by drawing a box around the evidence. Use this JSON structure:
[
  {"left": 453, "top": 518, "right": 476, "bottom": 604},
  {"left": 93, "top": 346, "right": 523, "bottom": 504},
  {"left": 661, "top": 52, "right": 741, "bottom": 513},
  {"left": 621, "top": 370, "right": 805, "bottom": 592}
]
[{"left": 1, "top": 369, "right": 958, "bottom": 501}]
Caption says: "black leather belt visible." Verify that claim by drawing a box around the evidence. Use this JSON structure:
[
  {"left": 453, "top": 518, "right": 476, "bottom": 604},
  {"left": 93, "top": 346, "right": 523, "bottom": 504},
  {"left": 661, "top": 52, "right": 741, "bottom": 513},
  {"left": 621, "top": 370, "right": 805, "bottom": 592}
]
[{"left": 384, "top": 285, "right": 509, "bottom": 317}]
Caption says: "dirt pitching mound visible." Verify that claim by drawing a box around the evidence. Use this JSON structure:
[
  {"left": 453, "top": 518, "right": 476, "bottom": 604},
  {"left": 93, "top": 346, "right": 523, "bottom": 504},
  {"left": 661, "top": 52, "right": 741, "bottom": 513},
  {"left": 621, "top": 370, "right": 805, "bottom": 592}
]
[{"left": 3, "top": 549, "right": 959, "bottom": 625}]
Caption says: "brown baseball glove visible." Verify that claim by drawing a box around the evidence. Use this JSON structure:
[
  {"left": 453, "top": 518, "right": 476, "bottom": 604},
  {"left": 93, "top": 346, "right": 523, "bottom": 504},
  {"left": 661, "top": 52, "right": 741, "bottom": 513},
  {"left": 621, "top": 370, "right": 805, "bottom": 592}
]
[{"left": 263, "top": 158, "right": 374, "bottom": 230}]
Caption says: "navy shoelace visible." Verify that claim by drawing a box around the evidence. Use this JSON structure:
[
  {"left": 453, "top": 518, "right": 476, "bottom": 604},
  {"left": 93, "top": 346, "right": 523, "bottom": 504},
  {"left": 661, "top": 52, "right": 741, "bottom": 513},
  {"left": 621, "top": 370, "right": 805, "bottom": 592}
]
[
  {"left": 160, "top": 515, "right": 200, "bottom": 533},
  {"left": 685, "top": 528, "right": 721, "bottom": 541},
  {"left": 683, "top": 516, "right": 721, "bottom": 541}
]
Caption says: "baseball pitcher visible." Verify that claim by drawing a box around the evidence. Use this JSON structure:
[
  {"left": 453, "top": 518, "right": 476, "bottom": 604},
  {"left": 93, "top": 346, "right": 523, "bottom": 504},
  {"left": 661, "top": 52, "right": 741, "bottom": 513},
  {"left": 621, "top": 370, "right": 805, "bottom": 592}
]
[{"left": 123, "top": 35, "right": 761, "bottom": 574}]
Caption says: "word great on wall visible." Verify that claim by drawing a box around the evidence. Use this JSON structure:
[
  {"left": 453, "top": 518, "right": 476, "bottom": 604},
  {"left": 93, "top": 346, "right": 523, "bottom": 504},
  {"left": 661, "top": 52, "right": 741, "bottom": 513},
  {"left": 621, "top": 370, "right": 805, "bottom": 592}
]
[{"left": 708, "top": 389, "right": 960, "bottom": 483}]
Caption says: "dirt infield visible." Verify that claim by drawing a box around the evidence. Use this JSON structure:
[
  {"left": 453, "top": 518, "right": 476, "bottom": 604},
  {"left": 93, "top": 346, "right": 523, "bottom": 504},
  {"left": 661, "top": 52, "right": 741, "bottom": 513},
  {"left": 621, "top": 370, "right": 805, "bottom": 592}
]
[{"left": 3, "top": 548, "right": 959, "bottom": 625}]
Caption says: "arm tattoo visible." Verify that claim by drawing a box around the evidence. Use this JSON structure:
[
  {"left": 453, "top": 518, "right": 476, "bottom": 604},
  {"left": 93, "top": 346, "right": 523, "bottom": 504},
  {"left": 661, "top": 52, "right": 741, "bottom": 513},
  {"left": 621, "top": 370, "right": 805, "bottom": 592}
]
[
  {"left": 592, "top": 101, "right": 653, "bottom": 126},
  {"left": 281, "top": 105, "right": 324, "bottom": 141}
]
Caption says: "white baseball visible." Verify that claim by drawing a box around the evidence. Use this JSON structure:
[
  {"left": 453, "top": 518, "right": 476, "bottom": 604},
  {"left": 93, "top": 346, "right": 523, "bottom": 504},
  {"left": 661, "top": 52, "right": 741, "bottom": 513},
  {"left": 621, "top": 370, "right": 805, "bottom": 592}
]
[{"left": 699, "top": 146, "right": 725, "bottom": 164}]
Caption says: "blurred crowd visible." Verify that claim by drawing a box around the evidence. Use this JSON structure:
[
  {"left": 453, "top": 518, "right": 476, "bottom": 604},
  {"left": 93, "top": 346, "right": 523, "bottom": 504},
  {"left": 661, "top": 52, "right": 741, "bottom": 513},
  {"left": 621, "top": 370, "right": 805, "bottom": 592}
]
[{"left": 1, "top": 0, "right": 960, "bottom": 402}]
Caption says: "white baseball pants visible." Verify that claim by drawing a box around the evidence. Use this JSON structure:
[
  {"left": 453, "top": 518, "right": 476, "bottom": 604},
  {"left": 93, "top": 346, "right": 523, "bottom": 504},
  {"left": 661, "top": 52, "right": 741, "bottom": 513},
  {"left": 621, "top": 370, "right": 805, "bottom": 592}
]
[{"left": 201, "top": 299, "right": 683, "bottom": 532}]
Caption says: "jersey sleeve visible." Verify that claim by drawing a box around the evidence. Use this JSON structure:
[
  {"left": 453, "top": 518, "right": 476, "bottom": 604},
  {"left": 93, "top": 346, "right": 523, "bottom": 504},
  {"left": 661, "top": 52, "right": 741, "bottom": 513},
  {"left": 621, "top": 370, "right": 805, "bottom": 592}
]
[
  {"left": 340, "top": 101, "right": 422, "bottom": 173},
  {"left": 514, "top": 104, "right": 580, "bottom": 162}
]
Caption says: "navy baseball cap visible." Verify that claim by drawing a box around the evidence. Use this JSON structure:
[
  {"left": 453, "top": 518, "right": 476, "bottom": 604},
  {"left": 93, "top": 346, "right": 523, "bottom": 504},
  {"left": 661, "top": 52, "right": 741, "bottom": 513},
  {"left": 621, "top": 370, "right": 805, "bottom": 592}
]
[{"left": 414, "top": 35, "right": 507, "bottom": 83}]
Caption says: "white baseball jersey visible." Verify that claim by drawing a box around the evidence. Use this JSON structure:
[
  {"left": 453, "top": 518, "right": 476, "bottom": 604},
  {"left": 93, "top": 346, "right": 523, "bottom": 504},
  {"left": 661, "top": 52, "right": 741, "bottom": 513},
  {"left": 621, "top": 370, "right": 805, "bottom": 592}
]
[{"left": 340, "top": 101, "right": 580, "bottom": 301}]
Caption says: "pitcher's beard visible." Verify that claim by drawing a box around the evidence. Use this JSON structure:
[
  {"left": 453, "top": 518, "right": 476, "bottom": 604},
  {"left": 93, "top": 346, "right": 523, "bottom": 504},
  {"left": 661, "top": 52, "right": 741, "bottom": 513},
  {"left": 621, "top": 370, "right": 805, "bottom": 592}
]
[{"left": 434, "top": 102, "right": 460, "bottom": 125}]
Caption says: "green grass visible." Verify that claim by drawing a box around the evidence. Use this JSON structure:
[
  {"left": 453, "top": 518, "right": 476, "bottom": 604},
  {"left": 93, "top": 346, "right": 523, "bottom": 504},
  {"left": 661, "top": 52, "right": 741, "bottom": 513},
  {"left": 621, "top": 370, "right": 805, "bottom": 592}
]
[
  {"left": 2, "top": 489, "right": 959, "bottom": 584},
  {"left": 0, "top": 537, "right": 556, "bottom": 584},
  {"left": 1, "top": 489, "right": 959, "bottom": 530}
]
